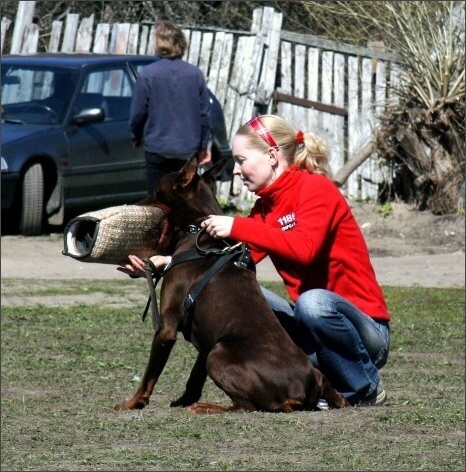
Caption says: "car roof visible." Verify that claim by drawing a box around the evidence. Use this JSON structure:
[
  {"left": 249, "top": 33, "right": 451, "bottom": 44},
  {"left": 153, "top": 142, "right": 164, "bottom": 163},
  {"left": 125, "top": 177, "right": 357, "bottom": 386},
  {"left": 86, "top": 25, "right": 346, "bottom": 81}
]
[{"left": 1, "top": 53, "right": 157, "bottom": 68}]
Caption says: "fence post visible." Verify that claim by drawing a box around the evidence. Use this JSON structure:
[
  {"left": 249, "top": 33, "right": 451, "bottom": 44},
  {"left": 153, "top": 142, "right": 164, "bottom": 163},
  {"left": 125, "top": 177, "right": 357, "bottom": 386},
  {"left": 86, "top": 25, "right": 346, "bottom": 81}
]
[
  {"left": 48, "top": 20, "right": 63, "bottom": 52},
  {"left": 10, "top": 0, "right": 36, "bottom": 54},
  {"left": 1, "top": 17, "right": 12, "bottom": 53},
  {"left": 20, "top": 23, "right": 39, "bottom": 54},
  {"left": 61, "top": 13, "right": 80, "bottom": 53},
  {"left": 75, "top": 15, "right": 95, "bottom": 53}
]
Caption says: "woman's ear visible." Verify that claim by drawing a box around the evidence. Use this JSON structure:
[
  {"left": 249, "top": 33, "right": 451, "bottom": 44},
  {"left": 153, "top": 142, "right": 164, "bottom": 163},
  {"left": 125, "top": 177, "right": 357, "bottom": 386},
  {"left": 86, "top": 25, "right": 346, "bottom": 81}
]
[{"left": 268, "top": 148, "right": 278, "bottom": 166}]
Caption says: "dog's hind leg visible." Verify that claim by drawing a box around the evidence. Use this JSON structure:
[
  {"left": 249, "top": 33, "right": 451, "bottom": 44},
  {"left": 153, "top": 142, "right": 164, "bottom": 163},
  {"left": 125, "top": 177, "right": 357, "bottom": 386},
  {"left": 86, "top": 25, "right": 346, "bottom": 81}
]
[
  {"left": 309, "top": 368, "right": 350, "bottom": 409},
  {"left": 186, "top": 402, "right": 240, "bottom": 414},
  {"left": 170, "top": 352, "right": 208, "bottom": 408},
  {"left": 114, "top": 328, "right": 176, "bottom": 411}
]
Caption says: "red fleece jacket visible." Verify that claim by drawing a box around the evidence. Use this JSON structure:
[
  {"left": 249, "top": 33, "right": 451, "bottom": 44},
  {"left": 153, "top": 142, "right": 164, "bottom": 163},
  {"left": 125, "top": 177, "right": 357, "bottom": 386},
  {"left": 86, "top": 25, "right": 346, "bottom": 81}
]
[{"left": 230, "top": 166, "right": 390, "bottom": 321}]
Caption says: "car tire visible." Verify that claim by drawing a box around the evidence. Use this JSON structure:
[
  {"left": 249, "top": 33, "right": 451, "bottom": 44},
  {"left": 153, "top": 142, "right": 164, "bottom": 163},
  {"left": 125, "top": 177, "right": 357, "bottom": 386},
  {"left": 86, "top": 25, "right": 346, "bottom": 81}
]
[{"left": 20, "top": 163, "right": 44, "bottom": 236}]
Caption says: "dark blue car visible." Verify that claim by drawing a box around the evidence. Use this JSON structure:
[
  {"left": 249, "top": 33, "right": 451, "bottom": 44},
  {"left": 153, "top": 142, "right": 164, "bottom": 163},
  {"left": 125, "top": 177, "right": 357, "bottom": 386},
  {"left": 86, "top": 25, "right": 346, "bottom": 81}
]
[{"left": 1, "top": 54, "right": 233, "bottom": 236}]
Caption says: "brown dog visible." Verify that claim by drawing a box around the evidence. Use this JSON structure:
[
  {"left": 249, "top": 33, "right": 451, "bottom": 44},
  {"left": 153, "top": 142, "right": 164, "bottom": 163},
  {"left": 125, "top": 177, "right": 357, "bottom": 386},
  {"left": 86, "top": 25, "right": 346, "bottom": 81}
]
[{"left": 114, "top": 155, "right": 349, "bottom": 413}]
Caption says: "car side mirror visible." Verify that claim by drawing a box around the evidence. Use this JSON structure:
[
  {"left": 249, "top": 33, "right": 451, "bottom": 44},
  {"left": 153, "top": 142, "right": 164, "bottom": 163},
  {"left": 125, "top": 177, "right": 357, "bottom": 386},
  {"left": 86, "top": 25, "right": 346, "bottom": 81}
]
[{"left": 71, "top": 108, "right": 105, "bottom": 125}]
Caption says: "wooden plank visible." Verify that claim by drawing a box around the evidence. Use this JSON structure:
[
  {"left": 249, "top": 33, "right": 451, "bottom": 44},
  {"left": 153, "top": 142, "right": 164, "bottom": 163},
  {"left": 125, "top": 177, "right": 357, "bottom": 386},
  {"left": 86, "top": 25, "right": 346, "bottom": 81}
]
[
  {"left": 274, "top": 92, "right": 347, "bottom": 116},
  {"left": 260, "top": 9, "right": 283, "bottom": 113},
  {"left": 127, "top": 23, "right": 139, "bottom": 55},
  {"left": 388, "top": 63, "right": 401, "bottom": 105},
  {"left": 359, "top": 57, "right": 378, "bottom": 200},
  {"left": 281, "top": 30, "right": 399, "bottom": 62},
  {"left": 182, "top": 29, "right": 191, "bottom": 60},
  {"left": 61, "top": 13, "right": 79, "bottom": 53},
  {"left": 48, "top": 20, "right": 62, "bottom": 53},
  {"left": 374, "top": 59, "right": 387, "bottom": 116},
  {"left": 214, "top": 33, "right": 233, "bottom": 108},
  {"left": 93, "top": 23, "right": 110, "bottom": 53},
  {"left": 224, "top": 35, "right": 248, "bottom": 197},
  {"left": 361, "top": 57, "right": 373, "bottom": 142},
  {"left": 332, "top": 52, "right": 345, "bottom": 176},
  {"left": 188, "top": 30, "right": 202, "bottom": 67},
  {"left": 277, "top": 41, "right": 292, "bottom": 120},
  {"left": 293, "top": 44, "right": 306, "bottom": 130},
  {"left": 250, "top": 7, "right": 262, "bottom": 33},
  {"left": 347, "top": 55, "right": 361, "bottom": 199},
  {"left": 234, "top": 34, "right": 263, "bottom": 129},
  {"left": 75, "top": 15, "right": 94, "bottom": 53},
  {"left": 253, "top": 7, "right": 282, "bottom": 110},
  {"left": 20, "top": 23, "right": 39, "bottom": 54},
  {"left": 10, "top": 0, "right": 35, "bottom": 54},
  {"left": 138, "top": 25, "right": 149, "bottom": 55},
  {"left": 320, "top": 51, "right": 334, "bottom": 150},
  {"left": 222, "top": 35, "right": 246, "bottom": 137},
  {"left": 307, "top": 47, "right": 320, "bottom": 134},
  {"left": 1, "top": 17, "right": 12, "bottom": 54},
  {"left": 109, "top": 23, "right": 130, "bottom": 54},
  {"left": 206, "top": 31, "right": 225, "bottom": 95},
  {"left": 198, "top": 32, "right": 213, "bottom": 78},
  {"left": 146, "top": 25, "right": 156, "bottom": 55}
]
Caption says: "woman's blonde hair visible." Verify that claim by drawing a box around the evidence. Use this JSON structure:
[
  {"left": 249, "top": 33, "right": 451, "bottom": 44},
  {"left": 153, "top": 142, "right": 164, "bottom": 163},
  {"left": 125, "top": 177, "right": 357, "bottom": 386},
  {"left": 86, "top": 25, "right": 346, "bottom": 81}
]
[
  {"left": 237, "top": 114, "right": 333, "bottom": 178},
  {"left": 155, "top": 21, "right": 187, "bottom": 58}
]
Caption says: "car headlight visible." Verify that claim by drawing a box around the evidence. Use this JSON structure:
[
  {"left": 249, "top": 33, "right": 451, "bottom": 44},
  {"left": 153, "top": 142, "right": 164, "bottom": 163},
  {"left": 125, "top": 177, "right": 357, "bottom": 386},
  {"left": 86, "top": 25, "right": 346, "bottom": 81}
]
[{"left": 1, "top": 156, "right": 9, "bottom": 173}]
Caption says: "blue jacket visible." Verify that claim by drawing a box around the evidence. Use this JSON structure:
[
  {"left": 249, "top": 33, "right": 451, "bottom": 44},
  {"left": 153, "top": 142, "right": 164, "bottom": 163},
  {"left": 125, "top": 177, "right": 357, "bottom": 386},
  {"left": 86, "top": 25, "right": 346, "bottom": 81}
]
[{"left": 130, "top": 56, "right": 212, "bottom": 157}]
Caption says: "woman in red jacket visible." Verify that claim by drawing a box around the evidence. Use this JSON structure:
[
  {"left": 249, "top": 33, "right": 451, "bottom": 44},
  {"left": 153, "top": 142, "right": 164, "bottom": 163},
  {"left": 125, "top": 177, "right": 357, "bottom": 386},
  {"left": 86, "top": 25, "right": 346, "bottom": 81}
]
[
  {"left": 201, "top": 114, "right": 390, "bottom": 408},
  {"left": 120, "top": 114, "right": 390, "bottom": 408}
]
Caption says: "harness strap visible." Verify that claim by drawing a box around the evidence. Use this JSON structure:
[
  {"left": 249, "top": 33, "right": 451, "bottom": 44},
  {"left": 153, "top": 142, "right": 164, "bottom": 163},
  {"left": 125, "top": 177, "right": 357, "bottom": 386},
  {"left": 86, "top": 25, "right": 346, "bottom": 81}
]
[
  {"left": 164, "top": 249, "right": 205, "bottom": 272},
  {"left": 142, "top": 258, "right": 163, "bottom": 333},
  {"left": 180, "top": 249, "right": 244, "bottom": 341}
]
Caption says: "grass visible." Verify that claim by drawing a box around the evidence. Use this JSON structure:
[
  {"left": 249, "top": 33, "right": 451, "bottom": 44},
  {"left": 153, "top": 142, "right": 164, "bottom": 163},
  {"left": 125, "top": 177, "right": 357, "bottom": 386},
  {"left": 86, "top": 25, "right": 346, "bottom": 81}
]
[{"left": 1, "top": 281, "right": 464, "bottom": 471}]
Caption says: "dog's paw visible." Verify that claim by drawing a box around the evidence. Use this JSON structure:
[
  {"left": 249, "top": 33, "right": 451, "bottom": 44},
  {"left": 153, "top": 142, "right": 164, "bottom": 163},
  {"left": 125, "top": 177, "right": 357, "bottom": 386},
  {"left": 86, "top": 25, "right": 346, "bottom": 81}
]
[
  {"left": 114, "top": 399, "right": 147, "bottom": 411},
  {"left": 170, "top": 397, "right": 196, "bottom": 408}
]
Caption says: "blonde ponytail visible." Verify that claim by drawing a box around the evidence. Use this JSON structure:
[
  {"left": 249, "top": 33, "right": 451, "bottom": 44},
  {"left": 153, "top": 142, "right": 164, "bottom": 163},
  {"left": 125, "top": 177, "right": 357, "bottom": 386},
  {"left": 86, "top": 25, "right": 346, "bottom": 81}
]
[{"left": 294, "top": 132, "right": 333, "bottom": 179}]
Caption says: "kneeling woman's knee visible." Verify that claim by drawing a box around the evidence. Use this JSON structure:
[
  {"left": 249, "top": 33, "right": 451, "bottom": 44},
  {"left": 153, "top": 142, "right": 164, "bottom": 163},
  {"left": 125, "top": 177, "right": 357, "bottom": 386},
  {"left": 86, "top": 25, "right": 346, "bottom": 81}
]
[{"left": 294, "top": 289, "right": 332, "bottom": 326}]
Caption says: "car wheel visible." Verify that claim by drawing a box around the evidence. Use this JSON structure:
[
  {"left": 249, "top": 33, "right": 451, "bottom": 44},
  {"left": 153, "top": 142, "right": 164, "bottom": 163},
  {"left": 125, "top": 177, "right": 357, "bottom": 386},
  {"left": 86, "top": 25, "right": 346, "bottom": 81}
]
[{"left": 20, "top": 163, "right": 44, "bottom": 236}]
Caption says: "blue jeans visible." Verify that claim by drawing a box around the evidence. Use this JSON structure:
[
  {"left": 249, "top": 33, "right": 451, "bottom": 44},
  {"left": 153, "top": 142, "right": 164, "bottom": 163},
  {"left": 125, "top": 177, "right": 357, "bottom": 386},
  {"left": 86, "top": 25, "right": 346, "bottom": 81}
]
[{"left": 261, "top": 287, "right": 390, "bottom": 404}]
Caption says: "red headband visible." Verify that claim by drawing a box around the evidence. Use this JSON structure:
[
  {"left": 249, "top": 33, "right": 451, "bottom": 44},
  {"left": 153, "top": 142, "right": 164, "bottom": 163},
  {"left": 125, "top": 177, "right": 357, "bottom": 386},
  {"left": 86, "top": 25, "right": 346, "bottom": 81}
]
[{"left": 246, "top": 116, "right": 280, "bottom": 151}]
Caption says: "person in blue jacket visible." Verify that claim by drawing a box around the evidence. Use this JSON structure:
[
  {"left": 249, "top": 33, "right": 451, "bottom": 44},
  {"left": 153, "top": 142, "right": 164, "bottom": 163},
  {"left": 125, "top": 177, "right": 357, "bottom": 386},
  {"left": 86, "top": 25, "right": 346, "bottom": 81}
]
[{"left": 129, "top": 21, "right": 212, "bottom": 197}]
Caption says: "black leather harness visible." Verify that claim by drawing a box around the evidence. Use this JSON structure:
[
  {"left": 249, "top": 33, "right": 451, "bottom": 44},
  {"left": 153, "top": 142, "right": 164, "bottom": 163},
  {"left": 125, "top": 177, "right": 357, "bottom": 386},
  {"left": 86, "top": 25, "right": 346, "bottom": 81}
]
[{"left": 141, "top": 225, "right": 253, "bottom": 341}]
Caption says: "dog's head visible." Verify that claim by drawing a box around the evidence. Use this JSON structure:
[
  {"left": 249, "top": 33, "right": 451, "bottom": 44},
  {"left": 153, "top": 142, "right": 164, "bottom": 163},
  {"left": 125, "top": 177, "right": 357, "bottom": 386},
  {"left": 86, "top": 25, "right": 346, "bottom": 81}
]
[{"left": 154, "top": 154, "right": 227, "bottom": 230}]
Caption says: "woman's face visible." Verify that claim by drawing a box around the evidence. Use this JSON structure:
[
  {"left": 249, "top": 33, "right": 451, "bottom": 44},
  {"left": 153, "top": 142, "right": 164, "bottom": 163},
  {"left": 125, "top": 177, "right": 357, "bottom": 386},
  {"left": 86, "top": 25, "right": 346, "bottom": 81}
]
[{"left": 232, "top": 134, "right": 275, "bottom": 193}]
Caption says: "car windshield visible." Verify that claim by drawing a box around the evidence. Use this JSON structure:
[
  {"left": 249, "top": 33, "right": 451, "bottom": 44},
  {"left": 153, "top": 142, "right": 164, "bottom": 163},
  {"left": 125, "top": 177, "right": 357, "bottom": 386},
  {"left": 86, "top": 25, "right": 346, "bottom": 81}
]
[{"left": 1, "top": 65, "right": 78, "bottom": 125}]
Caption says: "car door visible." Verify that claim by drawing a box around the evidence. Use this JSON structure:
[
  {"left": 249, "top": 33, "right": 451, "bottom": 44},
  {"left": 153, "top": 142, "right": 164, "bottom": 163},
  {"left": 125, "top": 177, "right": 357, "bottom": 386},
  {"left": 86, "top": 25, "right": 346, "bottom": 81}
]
[{"left": 65, "top": 64, "right": 146, "bottom": 206}]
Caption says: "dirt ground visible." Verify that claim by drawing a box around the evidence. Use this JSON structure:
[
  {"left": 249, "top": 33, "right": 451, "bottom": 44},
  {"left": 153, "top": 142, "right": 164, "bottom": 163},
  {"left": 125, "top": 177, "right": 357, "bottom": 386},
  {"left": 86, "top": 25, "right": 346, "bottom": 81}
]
[{"left": 1, "top": 201, "right": 465, "bottom": 306}]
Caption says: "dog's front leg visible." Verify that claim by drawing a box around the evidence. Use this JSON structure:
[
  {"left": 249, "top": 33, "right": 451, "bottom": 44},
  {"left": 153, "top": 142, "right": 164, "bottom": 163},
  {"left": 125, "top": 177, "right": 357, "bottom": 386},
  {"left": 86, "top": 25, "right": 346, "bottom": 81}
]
[
  {"left": 170, "top": 352, "right": 208, "bottom": 407},
  {"left": 114, "top": 328, "right": 176, "bottom": 411}
]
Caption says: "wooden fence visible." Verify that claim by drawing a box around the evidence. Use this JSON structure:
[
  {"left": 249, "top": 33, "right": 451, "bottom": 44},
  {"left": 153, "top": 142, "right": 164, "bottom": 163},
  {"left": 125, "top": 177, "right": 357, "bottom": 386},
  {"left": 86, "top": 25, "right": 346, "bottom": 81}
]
[{"left": 1, "top": 1, "right": 400, "bottom": 202}]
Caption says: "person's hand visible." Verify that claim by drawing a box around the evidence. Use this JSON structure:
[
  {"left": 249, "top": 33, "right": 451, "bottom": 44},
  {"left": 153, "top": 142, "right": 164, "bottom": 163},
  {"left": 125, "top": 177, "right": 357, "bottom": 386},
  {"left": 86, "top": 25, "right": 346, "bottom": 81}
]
[
  {"left": 132, "top": 139, "right": 141, "bottom": 149},
  {"left": 198, "top": 149, "right": 211, "bottom": 165},
  {"left": 201, "top": 215, "right": 234, "bottom": 239},
  {"left": 117, "top": 254, "right": 172, "bottom": 278}
]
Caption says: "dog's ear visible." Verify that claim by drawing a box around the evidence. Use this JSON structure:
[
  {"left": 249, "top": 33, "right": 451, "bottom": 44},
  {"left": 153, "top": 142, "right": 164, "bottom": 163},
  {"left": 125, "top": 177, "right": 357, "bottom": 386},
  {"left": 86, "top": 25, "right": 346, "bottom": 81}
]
[
  {"left": 201, "top": 158, "right": 228, "bottom": 186},
  {"left": 180, "top": 154, "right": 200, "bottom": 188}
]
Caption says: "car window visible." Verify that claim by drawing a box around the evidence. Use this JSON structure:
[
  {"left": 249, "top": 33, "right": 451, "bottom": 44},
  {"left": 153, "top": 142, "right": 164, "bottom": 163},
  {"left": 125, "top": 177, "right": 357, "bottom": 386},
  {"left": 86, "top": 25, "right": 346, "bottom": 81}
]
[
  {"left": 79, "top": 66, "right": 134, "bottom": 122},
  {"left": 1, "top": 66, "right": 77, "bottom": 124}
]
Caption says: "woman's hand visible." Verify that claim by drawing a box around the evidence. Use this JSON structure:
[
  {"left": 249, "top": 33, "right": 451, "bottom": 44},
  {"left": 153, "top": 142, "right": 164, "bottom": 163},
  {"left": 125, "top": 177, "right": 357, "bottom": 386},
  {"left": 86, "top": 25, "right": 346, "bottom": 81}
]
[
  {"left": 201, "top": 215, "right": 234, "bottom": 239},
  {"left": 117, "top": 254, "right": 172, "bottom": 278}
]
